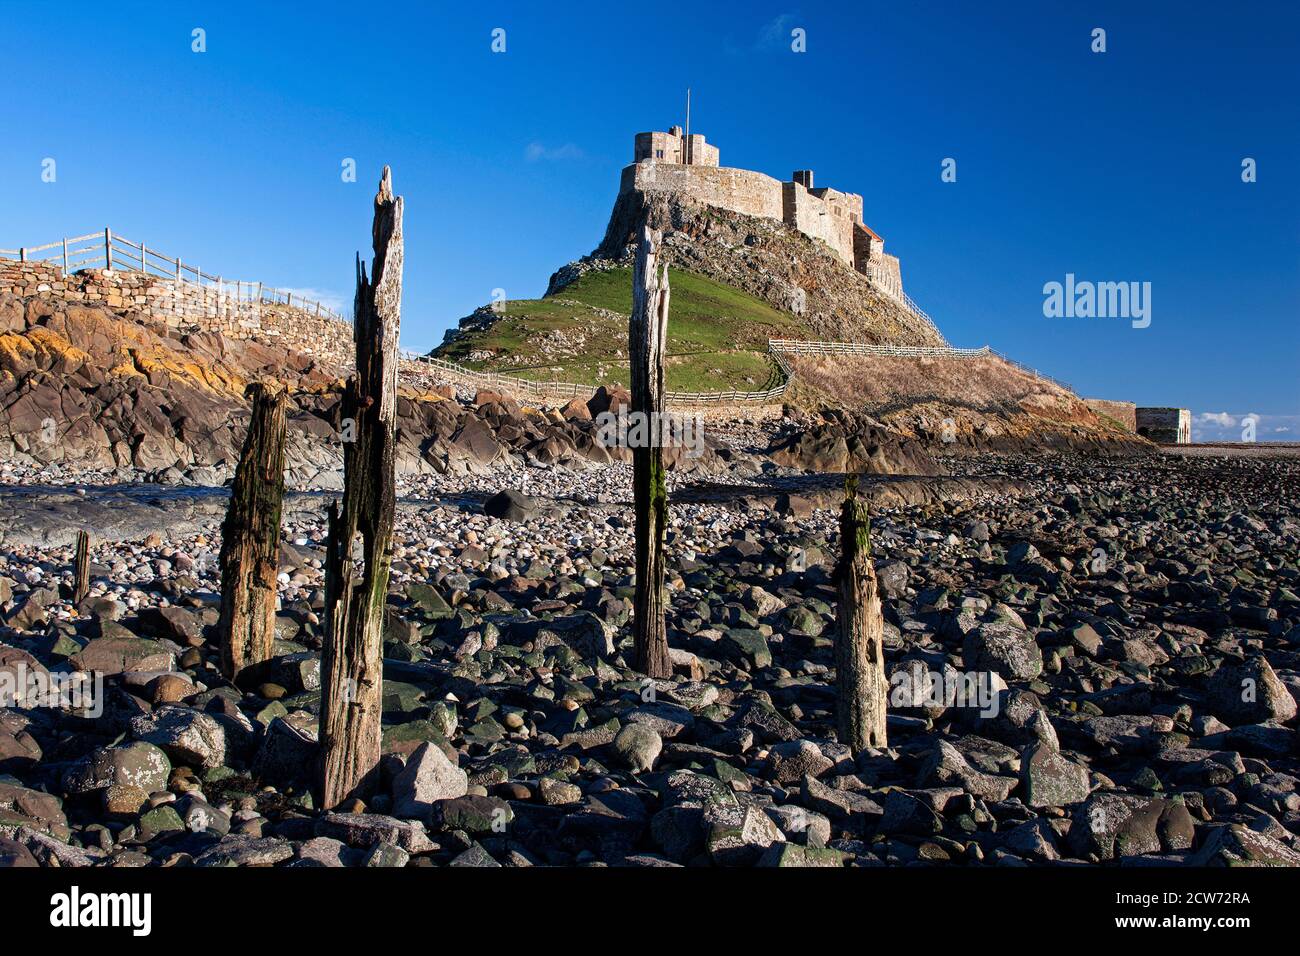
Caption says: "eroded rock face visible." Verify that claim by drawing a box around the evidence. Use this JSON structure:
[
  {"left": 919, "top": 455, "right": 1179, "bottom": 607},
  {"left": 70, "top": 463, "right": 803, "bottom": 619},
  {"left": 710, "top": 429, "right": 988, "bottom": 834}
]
[
  {"left": 0, "top": 294, "right": 743, "bottom": 487},
  {"left": 768, "top": 414, "right": 941, "bottom": 476}
]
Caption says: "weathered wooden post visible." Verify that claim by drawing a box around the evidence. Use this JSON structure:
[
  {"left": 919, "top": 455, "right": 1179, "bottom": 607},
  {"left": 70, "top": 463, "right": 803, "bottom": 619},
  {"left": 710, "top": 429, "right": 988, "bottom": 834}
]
[
  {"left": 318, "top": 167, "right": 403, "bottom": 809},
  {"left": 103, "top": 228, "right": 112, "bottom": 271},
  {"left": 73, "top": 531, "right": 90, "bottom": 606},
  {"left": 217, "top": 382, "right": 289, "bottom": 680},
  {"left": 835, "top": 476, "right": 888, "bottom": 752},
  {"left": 629, "top": 224, "right": 672, "bottom": 679}
]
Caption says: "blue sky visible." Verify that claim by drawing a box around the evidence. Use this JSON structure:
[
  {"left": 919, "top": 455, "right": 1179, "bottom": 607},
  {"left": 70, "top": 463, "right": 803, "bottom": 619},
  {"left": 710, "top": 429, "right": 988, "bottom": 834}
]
[{"left": 2, "top": 0, "right": 1296, "bottom": 438}]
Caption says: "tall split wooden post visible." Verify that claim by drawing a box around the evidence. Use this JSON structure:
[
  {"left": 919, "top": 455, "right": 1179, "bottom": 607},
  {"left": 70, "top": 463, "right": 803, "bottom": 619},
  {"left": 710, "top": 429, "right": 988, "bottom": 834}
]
[
  {"left": 73, "top": 531, "right": 90, "bottom": 606},
  {"left": 217, "top": 382, "right": 289, "bottom": 680},
  {"left": 630, "top": 224, "right": 673, "bottom": 679},
  {"left": 835, "top": 476, "right": 888, "bottom": 753},
  {"left": 318, "top": 167, "right": 403, "bottom": 809}
]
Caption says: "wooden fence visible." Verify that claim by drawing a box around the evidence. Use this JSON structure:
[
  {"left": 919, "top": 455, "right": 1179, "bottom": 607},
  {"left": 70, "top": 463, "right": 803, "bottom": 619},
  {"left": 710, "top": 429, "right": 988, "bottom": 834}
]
[
  {"left": 0, "top": 228, "right": 347, "bottom": 323},
  {"left": 400, "top": 335, "right": 1074, "bottom": 407},
  {"left": 400, "top": 351, "right": 793, "bottom": 407}
]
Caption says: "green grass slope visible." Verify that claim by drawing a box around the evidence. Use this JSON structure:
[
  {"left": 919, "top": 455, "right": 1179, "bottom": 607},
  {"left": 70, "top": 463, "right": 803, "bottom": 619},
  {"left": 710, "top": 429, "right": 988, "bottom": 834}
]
[{"left": 436, "top": 267, "right": 803, "bottom": 392}]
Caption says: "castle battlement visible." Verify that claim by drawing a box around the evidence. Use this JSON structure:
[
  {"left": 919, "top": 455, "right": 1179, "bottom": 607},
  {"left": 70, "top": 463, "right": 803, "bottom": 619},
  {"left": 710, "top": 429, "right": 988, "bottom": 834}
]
[{"left": 623, "top": 127, "right": 904, "bottom": 300}]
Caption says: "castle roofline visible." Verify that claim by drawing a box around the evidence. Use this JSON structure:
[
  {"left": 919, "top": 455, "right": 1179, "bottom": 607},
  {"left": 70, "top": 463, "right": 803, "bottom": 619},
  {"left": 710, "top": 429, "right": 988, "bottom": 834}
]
[{"left": 856, "top": 221, "right": 884, "bottom": 242}]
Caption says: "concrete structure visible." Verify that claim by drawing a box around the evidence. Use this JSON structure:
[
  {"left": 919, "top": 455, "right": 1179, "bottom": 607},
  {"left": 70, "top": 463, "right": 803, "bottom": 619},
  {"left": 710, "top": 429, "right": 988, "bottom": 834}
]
[
  {"left": 1136, "top": 407, "right": 1192, "bottom": 444},
  {"left": 623, "top": 128, "right": 906, "bottom": 298}
]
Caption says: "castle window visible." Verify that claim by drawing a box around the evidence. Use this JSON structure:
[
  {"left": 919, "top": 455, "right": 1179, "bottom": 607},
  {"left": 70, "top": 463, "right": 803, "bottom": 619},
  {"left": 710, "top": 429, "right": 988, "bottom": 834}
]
[{"left": 655, "top": 149, "right": 664, "bottom": 159}]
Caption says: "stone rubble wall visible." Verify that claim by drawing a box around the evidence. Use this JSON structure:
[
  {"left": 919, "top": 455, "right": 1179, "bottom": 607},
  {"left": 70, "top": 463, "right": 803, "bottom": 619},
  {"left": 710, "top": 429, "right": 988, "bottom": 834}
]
[
  {"left": 1083, "top": 399, "right": 1137, "bottom": 432},
  {"left": 0, "top": 260, "right": 353, "bottom": 369}
]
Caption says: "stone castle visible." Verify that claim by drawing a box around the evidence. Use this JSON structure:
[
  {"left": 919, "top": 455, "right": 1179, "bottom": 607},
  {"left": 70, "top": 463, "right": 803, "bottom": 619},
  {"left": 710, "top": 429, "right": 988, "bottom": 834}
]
[{"left": 624, "top": 126, "right": 906, "bottom": 300}]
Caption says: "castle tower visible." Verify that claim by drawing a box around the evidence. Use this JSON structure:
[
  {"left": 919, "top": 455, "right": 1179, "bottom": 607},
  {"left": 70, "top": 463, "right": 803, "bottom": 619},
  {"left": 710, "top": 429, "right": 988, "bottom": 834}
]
[{"left": 633, "top": 128, "right": 719, "bottom": 167}]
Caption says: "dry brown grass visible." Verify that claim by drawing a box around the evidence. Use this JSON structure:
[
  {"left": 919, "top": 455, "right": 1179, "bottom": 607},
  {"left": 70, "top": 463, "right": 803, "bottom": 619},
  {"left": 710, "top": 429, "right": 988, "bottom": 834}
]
[{"left": 790, "top": 353, "right": 1122, "bottom": 440}]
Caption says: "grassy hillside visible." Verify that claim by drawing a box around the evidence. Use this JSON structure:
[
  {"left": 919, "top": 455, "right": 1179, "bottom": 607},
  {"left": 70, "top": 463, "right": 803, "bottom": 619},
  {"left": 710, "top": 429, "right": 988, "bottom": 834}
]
[{"left": 436, "top": 267, "right": 803, "bottom": 392}]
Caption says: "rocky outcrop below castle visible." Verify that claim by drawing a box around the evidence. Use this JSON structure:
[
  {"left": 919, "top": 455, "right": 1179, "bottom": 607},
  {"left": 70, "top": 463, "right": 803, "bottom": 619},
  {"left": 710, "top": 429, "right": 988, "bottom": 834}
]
[
  {"left": 0, "top": 293, "right": 731, "bottom": 489},
  {"left": 577, "top": 189, "right": 944, "bottom": 347}
]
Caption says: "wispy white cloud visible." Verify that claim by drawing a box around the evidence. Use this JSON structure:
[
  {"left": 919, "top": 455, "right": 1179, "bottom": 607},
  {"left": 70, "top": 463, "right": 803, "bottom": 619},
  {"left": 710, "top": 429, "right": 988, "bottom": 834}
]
[
  {"left": 755, "top": 13, "right": 798, "bottom": 51},
  {"left": 1197, "top": 411, "right": 1237, "bottom": 428},
  {"left": 525, "top": 142, "right": 584, "bottom": 162}
]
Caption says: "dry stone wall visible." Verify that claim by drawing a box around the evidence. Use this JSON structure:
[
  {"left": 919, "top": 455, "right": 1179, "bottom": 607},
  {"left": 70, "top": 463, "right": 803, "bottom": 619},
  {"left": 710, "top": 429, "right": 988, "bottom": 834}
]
[
  {"left": 1083, "top": 399, "right": 1137, "bottom": 432},
  {"left": 0, "top": 260, "right": 353, "bottom": 368}
]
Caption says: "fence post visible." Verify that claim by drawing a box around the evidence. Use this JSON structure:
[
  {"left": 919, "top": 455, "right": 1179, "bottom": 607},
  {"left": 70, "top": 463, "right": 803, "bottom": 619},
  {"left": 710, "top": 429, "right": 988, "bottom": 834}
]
[
  {"left": 18, "top": 248, "right": 25, "bottom": 262},
  {"left": 103, "top": 228, "right": 112, "bottom": 271},
  {"left": 140, "top": 242, "right": 146, "bottom": 274},
  {"left": 218, "top": 382, "right": 289, "bottom": 680},
  {"left": 73, "top": 530, "right": 91, "bottom": 606},
  {"left": 62, "top": 238, "right": 68, "bottom": 272}
]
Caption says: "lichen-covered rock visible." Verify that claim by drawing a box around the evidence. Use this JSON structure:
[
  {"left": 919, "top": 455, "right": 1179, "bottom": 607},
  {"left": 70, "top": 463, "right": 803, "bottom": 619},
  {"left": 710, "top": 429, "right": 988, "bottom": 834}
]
[
  {"left": 1205, "top": 656, "right": 1297, "bottom": 725},
  {"left": 129, "top": 706, "right": 226, "bottom": 770},
  {"left": 62, "top": 741, "right": 171, "bottom": 796}
]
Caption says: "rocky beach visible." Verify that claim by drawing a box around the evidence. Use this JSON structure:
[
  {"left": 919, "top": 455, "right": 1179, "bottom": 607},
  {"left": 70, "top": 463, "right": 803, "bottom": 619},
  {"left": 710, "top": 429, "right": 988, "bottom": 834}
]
[{"left": 1, "top": 430, "right": 1296, "bottom": 869}]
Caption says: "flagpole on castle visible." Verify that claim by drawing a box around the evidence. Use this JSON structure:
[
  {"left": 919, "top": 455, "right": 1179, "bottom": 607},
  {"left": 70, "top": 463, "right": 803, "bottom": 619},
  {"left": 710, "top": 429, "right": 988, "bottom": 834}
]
[{"left": 685, "top": 88, "right": 691, "bottom": 165}]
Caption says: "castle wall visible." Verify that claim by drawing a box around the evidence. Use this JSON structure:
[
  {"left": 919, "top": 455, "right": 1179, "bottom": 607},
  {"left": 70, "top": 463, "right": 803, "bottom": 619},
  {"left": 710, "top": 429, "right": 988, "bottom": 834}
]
[
  {"left": 781, "top": 182, "right": 857, "bottom": 265},
  {"left": 623, "top": 129, "right": 902, "bottom": 282},
  {"left": 625, "top": 162, "right": 785, "bottom": 221},
  {"left": 0, "top": 260, "right": 354, "bottom": 368},
  {"left": 861, "top": 252, "right": 903, "bottom": 299}
]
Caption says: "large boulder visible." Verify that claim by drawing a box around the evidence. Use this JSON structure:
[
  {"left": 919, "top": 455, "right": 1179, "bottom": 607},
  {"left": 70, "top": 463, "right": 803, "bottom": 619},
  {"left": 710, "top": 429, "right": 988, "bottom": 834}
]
[
  {"left": 964, "top": 622, "right": 1043, "bottom": 682},
  {"left": 63, "top": 741, "right": 171, "bottom": 796},
  {"left": 483, "top": 489, "right": 536, "bottom": 522},
  {"left": 252, "top": 713, "right": 319, "bottom": 788},
  {"left": 1020, "top": 742, "right": 1090, "bottom": 808},
  {"left": 70, "top": 633, "right": 175, "bottom": 676},
  {"left": 1205, "top": 656, "right": 1297, "bottom": 726},
  {"left": 391, "top": 742, "right": 469, "bottom": 822},
  {"left": 586, "top": 385, "right": 630, "bottom": 417},
  {"left": 129, "top": 706, "right": 226, "bottom": 770}
]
